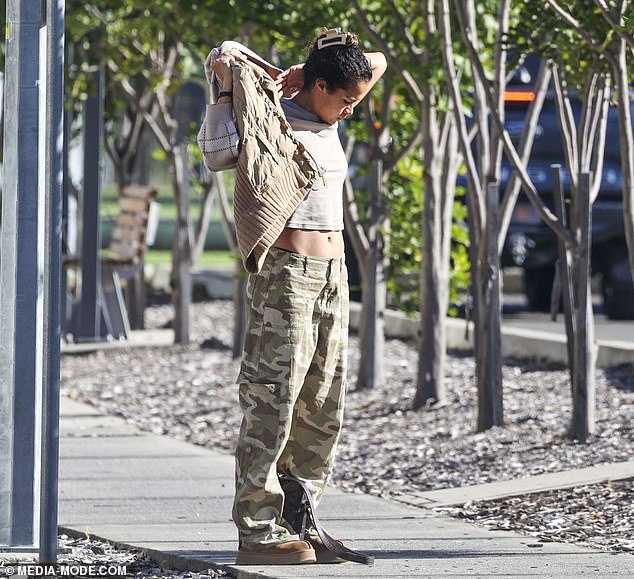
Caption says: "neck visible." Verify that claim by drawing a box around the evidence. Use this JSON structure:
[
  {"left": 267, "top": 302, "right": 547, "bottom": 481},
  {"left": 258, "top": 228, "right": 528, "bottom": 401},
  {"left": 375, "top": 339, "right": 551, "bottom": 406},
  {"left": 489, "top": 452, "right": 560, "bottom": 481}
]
[{"left": 293, "top": 90, "right": 318, "bottom": 117}]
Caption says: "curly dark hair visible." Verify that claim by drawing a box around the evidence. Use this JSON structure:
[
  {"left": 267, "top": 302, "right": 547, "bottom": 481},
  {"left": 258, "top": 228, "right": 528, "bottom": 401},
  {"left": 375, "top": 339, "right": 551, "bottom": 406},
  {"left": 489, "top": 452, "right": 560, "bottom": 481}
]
[{"left": 303, "top": 30, "right": 372, "bottom": 92}]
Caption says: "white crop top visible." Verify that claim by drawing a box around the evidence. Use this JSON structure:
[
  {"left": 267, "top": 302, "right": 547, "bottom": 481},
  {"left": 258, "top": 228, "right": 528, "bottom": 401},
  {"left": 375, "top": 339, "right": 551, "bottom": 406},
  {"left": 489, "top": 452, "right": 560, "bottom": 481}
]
[{"left": 282, "top": 100, "right": 347, "bottom": 231}]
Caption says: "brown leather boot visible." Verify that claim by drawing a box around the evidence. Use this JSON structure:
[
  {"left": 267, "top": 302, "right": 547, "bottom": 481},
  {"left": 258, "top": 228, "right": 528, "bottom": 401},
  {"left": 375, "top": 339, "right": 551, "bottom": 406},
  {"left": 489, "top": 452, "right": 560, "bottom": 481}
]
[
  {"left": 308, "top": 537, "right": 348, "bottom": 564},
  {"left": 235, "top": 540, "right": 316, "bottom": 565}
]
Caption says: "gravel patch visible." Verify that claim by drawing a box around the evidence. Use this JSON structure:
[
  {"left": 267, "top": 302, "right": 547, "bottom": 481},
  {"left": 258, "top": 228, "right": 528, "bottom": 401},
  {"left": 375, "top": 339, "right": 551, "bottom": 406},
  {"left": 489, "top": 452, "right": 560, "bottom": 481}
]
[
  {"left": 0, "top": 534, "right": 232, "bottom": 578},
  {"left": 60, "top": 300, "right": 634, "bottom": 556},
  {"left": 440, "top": 477, "right": 634, "bottom": 554}
]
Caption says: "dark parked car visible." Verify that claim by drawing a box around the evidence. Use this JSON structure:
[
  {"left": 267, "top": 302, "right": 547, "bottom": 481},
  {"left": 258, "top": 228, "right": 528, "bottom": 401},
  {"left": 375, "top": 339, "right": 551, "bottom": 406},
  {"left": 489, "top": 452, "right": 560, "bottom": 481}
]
[{"left": 500, "top": 55, "right": 634, "bottom": 319}]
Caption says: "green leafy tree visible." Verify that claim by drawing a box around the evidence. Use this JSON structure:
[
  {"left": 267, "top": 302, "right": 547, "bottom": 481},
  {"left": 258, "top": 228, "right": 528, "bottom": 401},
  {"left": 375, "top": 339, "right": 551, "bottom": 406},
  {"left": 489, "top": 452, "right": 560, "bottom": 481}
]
[
  {"left": 455, "top": 0, "right": 617, "bottom": 439},
  {"left": 439, "top": 0, "right": 574, "bottom": 431},
  {"left": 537, "top": 0, "right": 634, "bottom": 281},
  {"left": 66, "top": 0, "right": 243, "bottom": 344},
  {"left": 352, "top": 0, "right": 467, "bottom": 403}
]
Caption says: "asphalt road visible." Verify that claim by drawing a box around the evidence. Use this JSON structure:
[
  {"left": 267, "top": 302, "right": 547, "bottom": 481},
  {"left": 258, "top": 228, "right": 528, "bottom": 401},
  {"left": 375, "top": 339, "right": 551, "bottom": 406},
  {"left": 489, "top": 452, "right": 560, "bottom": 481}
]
[{"left": 502, "top": 294, "right": 634, "bottom": 343}]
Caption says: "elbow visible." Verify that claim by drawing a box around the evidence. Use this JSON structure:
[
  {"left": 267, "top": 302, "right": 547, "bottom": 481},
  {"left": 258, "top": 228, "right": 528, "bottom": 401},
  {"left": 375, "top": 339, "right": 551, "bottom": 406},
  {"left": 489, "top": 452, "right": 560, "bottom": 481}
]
[{"left": 375, "top": 53, "right": 388, "bottom": 74}]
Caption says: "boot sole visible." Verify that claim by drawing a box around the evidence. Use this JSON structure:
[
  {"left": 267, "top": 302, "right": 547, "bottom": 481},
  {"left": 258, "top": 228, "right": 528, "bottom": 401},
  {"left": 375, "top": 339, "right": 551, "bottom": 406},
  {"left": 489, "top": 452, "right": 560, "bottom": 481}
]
[
  {"left": 315, "top": 552, "right": 347, "bottom": 564},
  {"left": 235, "top": 550, "right": 317, "bottom": 565}
]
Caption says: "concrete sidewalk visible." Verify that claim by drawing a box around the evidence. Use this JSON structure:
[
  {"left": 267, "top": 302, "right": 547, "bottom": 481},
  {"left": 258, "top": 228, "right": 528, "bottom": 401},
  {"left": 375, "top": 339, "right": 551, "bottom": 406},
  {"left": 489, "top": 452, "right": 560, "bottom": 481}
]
[{"left": 59, "top": 397, "right": 634, "bottom": 579}]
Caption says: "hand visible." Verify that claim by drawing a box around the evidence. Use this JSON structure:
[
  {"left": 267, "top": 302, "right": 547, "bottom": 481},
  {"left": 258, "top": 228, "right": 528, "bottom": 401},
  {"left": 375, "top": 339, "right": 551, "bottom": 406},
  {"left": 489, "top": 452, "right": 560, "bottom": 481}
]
[
  {"left": 276, "top": 64, "right": 305, "bottom": 99},
  {"left": 211, "top": 48, "right": 246, "bottom": 89}
]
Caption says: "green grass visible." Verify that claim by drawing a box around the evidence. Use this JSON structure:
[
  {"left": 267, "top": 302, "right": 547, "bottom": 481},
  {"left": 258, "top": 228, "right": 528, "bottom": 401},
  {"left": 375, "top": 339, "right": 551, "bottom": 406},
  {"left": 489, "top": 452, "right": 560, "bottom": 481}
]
[
  {"left": 145, "top": 249, "right": 237, "bottom": 269},
  {"left": 101, "top": 174, "right": 236, "bottom": 222},
  {"left": 101, "top": 185, "right": 199, "bottom": 221}
]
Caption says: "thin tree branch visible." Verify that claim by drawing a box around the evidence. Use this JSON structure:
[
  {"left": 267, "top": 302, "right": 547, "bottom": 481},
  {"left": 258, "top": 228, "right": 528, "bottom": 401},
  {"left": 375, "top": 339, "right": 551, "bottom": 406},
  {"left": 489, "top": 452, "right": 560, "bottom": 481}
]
[
  {"left": 384, "top": 129, "right": 422, "bottom": 173},
  {"left": 498, "top": 61, "right": 552, "bottom": 249},
  {"left": 590, "top": 78, "right": 611, "bottom": 202},
  {"left": 153, "top": 43, "right": 181, "bottom": 140},
  {"left": 192, "top": 177, "right": 216, "bottom": 262},
  {"left": 438, "top": 109, "right": 453, "bottom": 155},
  {"left": 455, "top": 2, "right": 572, "bottom": 247},
  {"left": 439, "top": 0, "right": 484, "bottom": 236},
  {"left": 457, "top": 1, "right": 490, "bottom": 195},
  {"left": 551, "top": 64, "right": 579, "bottom": 191},
  {"left": 120, "top": 90, "right": 154, "bottom": 176},
  {"left": 111, "top": 63, "right": 172, "bottom": 152},
  {"left": 385, "top": 0, "right": 423, "bottom": 59},
  {"left": 593, "top": 0, "right": 620, "bottom": 28},
  {"left": 490, "top": 0, "right": 510, "bottom": 180},
  {"left": 104, "top": 133, "right": 120, "bottom": 171},
  {"left": 342, "top": 135, "right": 370, "bottom": 257},
  {"left": 544, "top": 0, "right": 603, "bottom": 50},
  {"left": 441, "top": 122, "right": 461, "bottom": 235},
  {"left": 581, "top": 74, "right": 600, "bottom": 170},
  {"left": 106, "top": 58, "right": 159, "bottom": 143},
  {"left": 593, "top": 0, "right": 634, "bottom": 50},
  {"left": 352, "top": 0, "right": 424, "bottom": 103}
]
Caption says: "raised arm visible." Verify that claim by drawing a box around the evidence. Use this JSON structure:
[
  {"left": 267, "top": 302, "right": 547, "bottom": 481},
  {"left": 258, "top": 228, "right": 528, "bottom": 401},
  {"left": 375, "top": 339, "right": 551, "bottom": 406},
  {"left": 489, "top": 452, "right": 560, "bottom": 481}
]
[
  {"left": 276, "top": 51, "right": 387, "bottom": 101},
  {"left": 360, "top": 52, "right": 388, "bottom": 99}
]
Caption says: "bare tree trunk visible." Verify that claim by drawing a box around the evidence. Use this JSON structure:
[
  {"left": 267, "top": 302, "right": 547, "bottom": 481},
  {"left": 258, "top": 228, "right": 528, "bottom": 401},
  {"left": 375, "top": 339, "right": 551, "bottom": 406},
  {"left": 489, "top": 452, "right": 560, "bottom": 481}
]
[
  {"left": 357, "top": 238, "right": 387, "bottom": 390},
  {"left": 550, "top": 63, "right": 603, "bottom": 441},
  {"left": 449, "top": 0, "right": 506, "bottom": 429},
  {"left": 215, "top": 172, "right": 246, "bottom": 358},
  {"left": 474, "top": 0, "right": 508, "bottom": 431},
  {"left": 171, "top": 143, "right": 192, "bottom": 344},
  {"left": 416, "top": 155, "right": 448, "bottom": 405},
  {"left": 415, "top": 4, "right": 455, "bottom": 407},
  {"left": 191, "top": 178, "right": 216, "bottom": 263},
  {"left": 357, "top": 130, "right": 389, "bottom": 390},
  {"left": 129, "top": 129, "right": 150, "bottom": 186}
]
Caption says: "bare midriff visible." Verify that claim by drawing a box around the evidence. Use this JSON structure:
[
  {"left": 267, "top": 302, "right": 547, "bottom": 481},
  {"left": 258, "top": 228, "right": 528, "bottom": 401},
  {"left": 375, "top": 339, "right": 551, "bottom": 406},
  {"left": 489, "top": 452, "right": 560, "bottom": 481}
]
[{"left": 273, "top": 227, "right": 344, "bottom": 258}]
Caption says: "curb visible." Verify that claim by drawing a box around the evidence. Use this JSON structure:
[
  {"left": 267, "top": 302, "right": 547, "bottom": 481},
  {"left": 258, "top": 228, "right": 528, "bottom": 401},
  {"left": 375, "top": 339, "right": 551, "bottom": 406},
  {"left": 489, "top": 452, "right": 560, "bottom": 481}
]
[
  {"left": 58, "top": 527, "right": 243, "bottom": 579},
  {"left": 388, "top": 460, "right": 634, "bottom": 509},
  {"left": 348, "top": 303, "right": 634, "bottom": 368}
]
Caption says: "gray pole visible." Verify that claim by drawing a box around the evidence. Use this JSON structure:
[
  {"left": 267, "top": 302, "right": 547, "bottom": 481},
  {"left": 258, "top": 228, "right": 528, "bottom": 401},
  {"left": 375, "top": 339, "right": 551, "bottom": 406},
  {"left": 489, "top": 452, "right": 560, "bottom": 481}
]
[
  {"left": 39, "top": 0, "right": 65, "bottom": 563},
  {"left": 0, "top": 0, "right": 43, "bottom": 548},
  {"left": 75, "top": 67, "right": 104, "bottom": 340}
]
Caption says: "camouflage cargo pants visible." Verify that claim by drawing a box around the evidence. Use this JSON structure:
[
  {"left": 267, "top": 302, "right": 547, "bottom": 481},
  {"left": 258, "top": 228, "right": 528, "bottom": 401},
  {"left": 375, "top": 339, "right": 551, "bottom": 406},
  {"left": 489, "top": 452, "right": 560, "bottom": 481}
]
[{"left": 233, "top": 247, "right": 349, "bottom": 548}]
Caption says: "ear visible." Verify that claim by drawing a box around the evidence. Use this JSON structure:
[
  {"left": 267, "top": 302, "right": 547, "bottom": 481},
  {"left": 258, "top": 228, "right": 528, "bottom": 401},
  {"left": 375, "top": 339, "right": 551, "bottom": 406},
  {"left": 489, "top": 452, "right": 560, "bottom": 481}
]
[{"left": 315, "top": 79, "right": 328, "bottom": 93}]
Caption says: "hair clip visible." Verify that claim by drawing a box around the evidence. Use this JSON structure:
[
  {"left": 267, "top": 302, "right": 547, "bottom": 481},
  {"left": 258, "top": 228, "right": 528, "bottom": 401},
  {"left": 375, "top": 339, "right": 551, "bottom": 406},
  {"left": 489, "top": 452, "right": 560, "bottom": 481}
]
[{"left": 317, "top": 28, "right": 348, "bottom": 50}]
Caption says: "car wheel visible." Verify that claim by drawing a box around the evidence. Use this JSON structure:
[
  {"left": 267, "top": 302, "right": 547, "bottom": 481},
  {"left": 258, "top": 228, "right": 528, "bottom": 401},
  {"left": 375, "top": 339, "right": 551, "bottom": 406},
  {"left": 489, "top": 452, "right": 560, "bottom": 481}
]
[
  {"left": 524, "top": 265, "right": 555, "bottom": 312},
  {"left": 601, "top": 244, "right": 634, "bottom": 320}
]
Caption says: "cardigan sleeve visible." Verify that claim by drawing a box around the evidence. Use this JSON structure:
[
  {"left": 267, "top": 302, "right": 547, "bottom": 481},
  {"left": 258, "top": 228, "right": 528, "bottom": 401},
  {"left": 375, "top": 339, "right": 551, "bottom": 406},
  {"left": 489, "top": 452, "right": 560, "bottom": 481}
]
[
  {"left": 198, "top": 42, "right": 248, "bottom": 172},
  {"left": 197, "top": 102, "right": 240, "bottom": 172}
]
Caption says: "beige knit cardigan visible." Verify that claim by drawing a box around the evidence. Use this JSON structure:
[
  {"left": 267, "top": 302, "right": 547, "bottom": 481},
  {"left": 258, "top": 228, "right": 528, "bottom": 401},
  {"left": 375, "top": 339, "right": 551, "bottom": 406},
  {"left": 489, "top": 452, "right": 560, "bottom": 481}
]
[{"left": 230, "top": 61, "right": 323, "bottom": 273}]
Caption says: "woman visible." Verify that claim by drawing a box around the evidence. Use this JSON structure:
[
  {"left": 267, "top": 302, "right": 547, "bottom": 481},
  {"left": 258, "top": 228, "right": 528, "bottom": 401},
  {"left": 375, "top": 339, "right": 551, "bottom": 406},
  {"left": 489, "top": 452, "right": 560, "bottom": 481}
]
[{"left": 200, "top": 29, "right": 386, "bottom": 565}]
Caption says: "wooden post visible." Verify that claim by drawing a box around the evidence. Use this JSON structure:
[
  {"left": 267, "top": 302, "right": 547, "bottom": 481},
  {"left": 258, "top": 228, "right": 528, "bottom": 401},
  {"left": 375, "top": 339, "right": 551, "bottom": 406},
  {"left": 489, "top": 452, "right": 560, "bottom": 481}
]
[
  {"left": 477, "top": 181, "right": 503, "bottom": 430},
  {"left": 572, "top": 172, "right": 596, "bottom": 442},
  {"left": 551, "top": 165, "right": 575, "bottom": 371}
]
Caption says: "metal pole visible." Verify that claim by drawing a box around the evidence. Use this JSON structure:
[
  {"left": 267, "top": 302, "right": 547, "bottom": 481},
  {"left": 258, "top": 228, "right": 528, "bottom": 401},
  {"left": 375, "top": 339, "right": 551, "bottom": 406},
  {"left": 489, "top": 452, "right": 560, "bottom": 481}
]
[
  {"left": 39, "top": 0, "right": 65, "bottom": 564},
  {"left": 75, "top": 68, "right": 104, "bottom": 340},
  {"left": 0, "top": 0, "right": 43, "bottom": 548}
]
